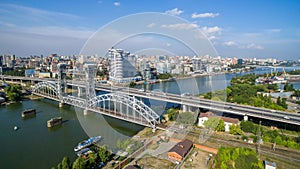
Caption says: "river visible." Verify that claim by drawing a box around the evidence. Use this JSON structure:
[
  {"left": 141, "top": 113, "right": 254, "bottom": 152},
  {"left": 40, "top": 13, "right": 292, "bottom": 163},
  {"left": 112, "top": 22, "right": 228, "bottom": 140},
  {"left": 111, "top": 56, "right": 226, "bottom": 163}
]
[{"left": 1, "top": 67, "right": 300, "bottom": 169}]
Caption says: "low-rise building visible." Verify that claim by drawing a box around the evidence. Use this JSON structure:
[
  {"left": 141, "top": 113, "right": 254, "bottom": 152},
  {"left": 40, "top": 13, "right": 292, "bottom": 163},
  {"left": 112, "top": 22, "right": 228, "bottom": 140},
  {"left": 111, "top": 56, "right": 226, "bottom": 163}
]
[
  {"left": 168, "top": 139, "right": 193, "bottom": 162},
  {"left": 198, "top": 112, "right": 214, "bottom": 127},
  {"left": 221, "top": 117, "right": 240, "bottom": 132},
  {"left": 198, "top": 112, "right": 239, "bottom": 132}
]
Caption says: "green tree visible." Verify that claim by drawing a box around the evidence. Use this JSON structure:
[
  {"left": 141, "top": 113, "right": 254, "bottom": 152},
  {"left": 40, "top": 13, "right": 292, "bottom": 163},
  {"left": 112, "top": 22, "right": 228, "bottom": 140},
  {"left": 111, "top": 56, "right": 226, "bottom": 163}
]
[
  {"left": 98, "top": 146, "right": 111, "bottom": 163},
  {"left": 203, "top": 117, "right": 221, "bottom": 130},
  {"left": 129, "top": 81, "right": 136, "bottom": 88},
  {"left": 166, "top": 108, "right": 179, "bottom": 121},
  {"left": 284, "top": 83, "right": 294, "bottom": 91},
  {"left": 177, "top": 112, "right": 197, "bottom": 125},
  {"left": 72, "top": 157, "right": 85, "bottom": 169},
  {"left": 57, "top": 162, "right": 62, "bottom": 169},
  {"left": 62, "top": 156, "right": 71, "bottom": 169},
  {"left": 276, "top": 97, "right": 282, "bottom": 106},
  {"left": 240, "top": 120, "right": 257, "bottom": 134},
  {"left": 229, "top": 125, "right": 242, "bottom": 135},
  {"left": 216, "top": 119, "right": 225, "bottom": 132},
  {"left": 4, "top": 84, "right": 22, "bottom": 101}
]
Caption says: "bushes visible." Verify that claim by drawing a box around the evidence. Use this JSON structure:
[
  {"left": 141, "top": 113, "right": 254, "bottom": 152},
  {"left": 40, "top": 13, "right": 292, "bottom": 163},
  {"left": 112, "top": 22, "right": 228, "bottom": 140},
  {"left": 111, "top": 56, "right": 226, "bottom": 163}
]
[
  {"left": 216, "top": 147, "right": 264, "bottom": 169},
  {"left": 240, "top": 121, "right": 257, "bottom": 134}
]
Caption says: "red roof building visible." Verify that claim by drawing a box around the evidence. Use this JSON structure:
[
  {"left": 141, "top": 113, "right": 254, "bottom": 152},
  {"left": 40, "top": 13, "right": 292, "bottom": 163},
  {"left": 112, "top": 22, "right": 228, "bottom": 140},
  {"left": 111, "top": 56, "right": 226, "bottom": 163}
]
[{"left": 168, "top": 139, "right": 193, "bottom": 162}]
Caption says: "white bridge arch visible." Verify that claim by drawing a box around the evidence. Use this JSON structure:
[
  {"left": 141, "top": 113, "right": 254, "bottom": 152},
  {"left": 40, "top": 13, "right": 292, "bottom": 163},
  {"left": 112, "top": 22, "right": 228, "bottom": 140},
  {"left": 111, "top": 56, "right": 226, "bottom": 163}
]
[
  {"left": 32, "top": 82, "right": 161, "bottom": 128},
  {"left": 32, "top": 81, "right": 59, "bottom": 99},
  {"left": 87, "top": 93, "right": 161, "bottom": 128}
]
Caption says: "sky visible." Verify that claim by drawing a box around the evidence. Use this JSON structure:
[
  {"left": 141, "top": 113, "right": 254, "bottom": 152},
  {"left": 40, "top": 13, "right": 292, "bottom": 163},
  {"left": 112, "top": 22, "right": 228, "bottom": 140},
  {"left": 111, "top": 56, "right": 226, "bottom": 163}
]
[{"left": 0, "top": 0, "right": 299, "bottom": 60}]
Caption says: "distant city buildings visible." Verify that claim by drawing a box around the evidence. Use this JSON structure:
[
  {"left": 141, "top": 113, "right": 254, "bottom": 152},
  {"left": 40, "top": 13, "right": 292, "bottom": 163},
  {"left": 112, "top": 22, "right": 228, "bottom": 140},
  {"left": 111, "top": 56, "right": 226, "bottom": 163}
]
[{"left": 1, "top": 51, "right": 300, "bottom": 83}]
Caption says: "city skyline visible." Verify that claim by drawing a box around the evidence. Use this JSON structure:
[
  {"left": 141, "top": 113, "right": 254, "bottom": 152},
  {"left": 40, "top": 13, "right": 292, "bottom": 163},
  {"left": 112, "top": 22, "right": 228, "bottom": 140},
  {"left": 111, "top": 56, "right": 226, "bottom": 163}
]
[{"left": 0, "top": 1, "right": 299, "bottom": 59}]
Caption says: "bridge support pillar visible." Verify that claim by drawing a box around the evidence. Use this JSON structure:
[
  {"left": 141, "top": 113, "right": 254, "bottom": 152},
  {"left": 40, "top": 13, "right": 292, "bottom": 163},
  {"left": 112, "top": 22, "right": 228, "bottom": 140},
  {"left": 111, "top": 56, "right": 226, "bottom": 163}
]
[
  {"left": 182, "top": 105, "right": 189, "bottom": 112},
  {"left": 152, "top": 127, "right": 156, "bottom": 133},
  {"left": 78, "top": 87, "right": 83, "bottom": 97},
  {"left": 84, "top": 109, "right": 89, "bottom": 115},
  {"left": 59, "top": 102, "right": 64, "bottom": 108},
  {"left": 244, "top": 115, "right": 248, "bottom": 121}
]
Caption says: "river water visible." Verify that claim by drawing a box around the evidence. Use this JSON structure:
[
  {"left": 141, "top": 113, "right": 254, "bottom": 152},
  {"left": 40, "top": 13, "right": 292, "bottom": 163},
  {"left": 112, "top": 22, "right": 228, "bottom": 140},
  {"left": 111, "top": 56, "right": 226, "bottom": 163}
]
[{"left": 1, "top": 67, "right": 299, "bottom": 169}]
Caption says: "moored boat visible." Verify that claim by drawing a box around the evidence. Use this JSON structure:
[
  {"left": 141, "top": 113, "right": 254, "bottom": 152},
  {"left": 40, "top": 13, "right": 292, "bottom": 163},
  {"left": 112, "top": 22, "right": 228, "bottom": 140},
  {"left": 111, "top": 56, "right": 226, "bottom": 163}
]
[
  {"left": 47, "top": 117, "right": 62, "bottom": 128},
  {"left": 21, "top": 109, "right": 36, "bottom": 118},
  {"left": 74, "top": 136, "right": 102, "bottom": 152}
]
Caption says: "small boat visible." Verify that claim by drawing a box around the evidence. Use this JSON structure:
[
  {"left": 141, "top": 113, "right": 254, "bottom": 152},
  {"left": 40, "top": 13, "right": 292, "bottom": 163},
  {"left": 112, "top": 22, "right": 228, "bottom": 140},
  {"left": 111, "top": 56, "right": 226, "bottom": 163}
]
[
  {"left": 74, "top": 136, "right": 102, "bottom": 152},
  {"left": 76, "top": 148, "right": 92, "bottom": 157},
  {"left": 21, "top": 109, "right": 36, "bottom": 118},
  {"left": 47, "top": 117, "right": 62, "bottom": 128},
  {"left": 13, "top": 126, "right": 19, "bottom": 131}
]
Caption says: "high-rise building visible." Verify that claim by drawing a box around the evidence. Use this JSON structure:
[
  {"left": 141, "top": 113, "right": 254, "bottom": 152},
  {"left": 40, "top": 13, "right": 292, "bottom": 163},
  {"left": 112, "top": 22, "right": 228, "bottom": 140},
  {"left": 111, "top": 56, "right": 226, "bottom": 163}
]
[{"left": 108, "top": 48, "right": 138, "bottom": 83}]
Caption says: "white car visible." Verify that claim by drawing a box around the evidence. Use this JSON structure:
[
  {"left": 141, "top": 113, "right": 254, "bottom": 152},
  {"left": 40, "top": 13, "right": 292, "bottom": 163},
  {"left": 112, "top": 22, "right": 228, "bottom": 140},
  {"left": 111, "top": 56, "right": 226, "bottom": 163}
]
[{"left": 283, "top": 116, "right": 290, "bottom": 120}]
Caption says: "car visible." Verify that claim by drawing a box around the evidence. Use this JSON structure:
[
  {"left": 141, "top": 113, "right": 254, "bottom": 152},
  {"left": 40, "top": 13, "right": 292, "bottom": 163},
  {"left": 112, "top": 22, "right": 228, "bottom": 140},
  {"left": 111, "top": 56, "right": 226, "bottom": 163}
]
[
  {"left": 283, "top": 116, "right": 290, "bottom": 120},
  {"left": 138, "top": 88, "right": 145, "bottom": 92}
]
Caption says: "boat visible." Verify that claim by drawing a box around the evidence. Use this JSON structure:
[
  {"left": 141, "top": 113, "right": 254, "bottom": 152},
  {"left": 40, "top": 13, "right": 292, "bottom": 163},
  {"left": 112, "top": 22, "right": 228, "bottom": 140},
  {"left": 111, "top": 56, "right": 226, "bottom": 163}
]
[
  {"left": 13, "top": 126, "right": 19, "bottom": 131},
  {"left": 47, "top": 117, "right": 62, "bottom": 128},
  {"left": 21, "top": 109, "right": 36, "bottom": 118},
  {"left": 76, "top": 148, "right": 93, "bottom": 157},
  {"left": 74, "top": 136, "right": 102, "bottom": 152}
]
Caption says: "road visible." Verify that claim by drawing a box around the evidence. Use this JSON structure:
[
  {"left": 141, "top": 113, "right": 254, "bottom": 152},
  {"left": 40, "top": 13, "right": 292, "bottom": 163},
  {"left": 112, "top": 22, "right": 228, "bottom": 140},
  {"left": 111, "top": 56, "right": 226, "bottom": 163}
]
[{"left": 2, "top": 75, "right": 300, "bottom": 126}]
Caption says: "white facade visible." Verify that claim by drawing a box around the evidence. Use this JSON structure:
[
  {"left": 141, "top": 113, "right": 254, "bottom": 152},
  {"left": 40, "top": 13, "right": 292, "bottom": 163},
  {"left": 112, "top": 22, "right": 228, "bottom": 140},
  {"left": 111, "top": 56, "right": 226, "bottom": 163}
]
[
  {"left": 198, "top": 117, "right": 208, "bottom": 127},
  {"left": 108, "top": 48, "right": 137, "bottom": 83}
]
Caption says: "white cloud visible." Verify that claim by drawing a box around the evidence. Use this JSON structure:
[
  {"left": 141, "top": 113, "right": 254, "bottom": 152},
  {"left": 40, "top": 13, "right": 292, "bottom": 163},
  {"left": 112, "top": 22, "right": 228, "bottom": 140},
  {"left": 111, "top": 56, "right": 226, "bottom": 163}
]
[
  {"left": 201, "top": 26, "right": 222, "bottom": 35},
  {"left": 223, "top": 41, "right": 264, "bottom": 50},
  {"left": 243, "top": 43, "right": 264, "bottom": 50},
  {"left": 165, "top": 8, "right": 184, "bottom": 16},
  {"left": 223, "top": 41, "right": 238, "bottom": 46},
  {"left": 265, "top": 29, "right": 281, "bottom": 33},
  {"left": 113, "top": 2, "right": 120, "bottom": 6},
  {"left": 147, "top": 23, "right": 156, "bottom": 28},
  {"left": 191, "top": 12, "right": 219, "bottom": 19},
  {"left": 161, "top": 23, "right": 198, "bottom": 30}
]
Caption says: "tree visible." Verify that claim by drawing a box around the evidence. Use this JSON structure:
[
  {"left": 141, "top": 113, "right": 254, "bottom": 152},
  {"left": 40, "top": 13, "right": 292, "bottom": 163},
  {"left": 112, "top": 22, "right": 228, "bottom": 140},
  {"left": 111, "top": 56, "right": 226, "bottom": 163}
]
[
  {"left": 276, "top": 97, "right": 282, "bottom": 106},
  {"left": 62, "top": 156, "right": 71, "bottom": 169},
  {"left": 240, "top": 120, "right": 257, "bottom": 134},
  {"left": 216, "top": 119, "right": 225, "bottom": 132},
  {"left": 57, "top": 163, "right": 62, "bottom": 169},
  {"left": 229, "top": 125, "right": 242, "bottom": 135},
  {"left": 129, "top": 81, "right": 136, "bottom": 88},
  {"left": 177, "top": 112, "right": 197, "bottom": 125},
  {"left": 4, "top": 84, "right": 22, "bottom": 101},
  {"left": 72, "top": 157, "right": 85, "bottom": 169},
  {"left": 203, "top": 117, "right": 221, "bottom": 130},
  {"left": 98, "top": 146, "right": 111, "bottom": 163}
]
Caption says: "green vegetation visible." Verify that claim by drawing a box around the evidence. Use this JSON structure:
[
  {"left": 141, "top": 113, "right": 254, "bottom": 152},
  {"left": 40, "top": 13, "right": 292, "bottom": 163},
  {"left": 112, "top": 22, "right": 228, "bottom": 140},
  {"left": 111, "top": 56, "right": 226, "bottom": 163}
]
[
  {"left": 240, "top": 120, "right": 258, "bottom": 134},
  {"left": 284, "top": 83, "right": 294, "bottom": 92},
  {"left": 166, "top": 108, "right": 179, "bottom": 121},
  {"left": 276, "top": 97, "right": 288, "bottom": 109},
  {"left": 3, "top": 68, "right": 25, "bottom": 76},
  {"left": 240, "top": 120, "right": 300, "bottom": 149},
  {"left": 202, "top": 73, "right": 287, "bottom": 111},
  {"left": 53, "top": 146, "right": 111, "bottom": 169},
  {"left": 4, "top": 84, "right": 22, "bottom": 101},
  {"left": 215, "top": 147, "right": 264, "bottom": 169},
  {"left": 157, "top": 73, "right": 172, "bottom": 79},
  {"left": 176, "top": 111, "right": 199, "bottom": 125},
  {"left": 288, "top": 69, "right": 300, "bottom": 75},
  {"left": 203, "top": 117, "right": 225, "bottom": 132},
  {"left": 116, "top": 138, "right": 143, "bottom": 154},
  {"left": 229, "top": 125, "right": 243, "bottom": 135},
  {"left": 129, "top": 81, "right": 136, "bottom": 88}
]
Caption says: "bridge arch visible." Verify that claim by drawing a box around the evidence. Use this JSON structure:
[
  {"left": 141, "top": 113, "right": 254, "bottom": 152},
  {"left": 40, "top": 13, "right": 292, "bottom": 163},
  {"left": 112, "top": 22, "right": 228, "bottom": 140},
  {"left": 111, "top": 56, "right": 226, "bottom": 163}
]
[
  {"left": 87, "top": 93, "right": 160, "bottom": 128},
  {"left": 32, "top": 81, "right": 59, "bottom": 98}
]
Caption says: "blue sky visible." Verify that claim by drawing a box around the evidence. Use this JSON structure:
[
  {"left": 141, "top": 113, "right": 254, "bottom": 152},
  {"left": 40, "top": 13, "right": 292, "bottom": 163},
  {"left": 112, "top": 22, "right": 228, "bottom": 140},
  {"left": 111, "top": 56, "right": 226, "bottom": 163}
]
[{"left": 0, "top": 0, "right": 299, "bottom": 59}]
